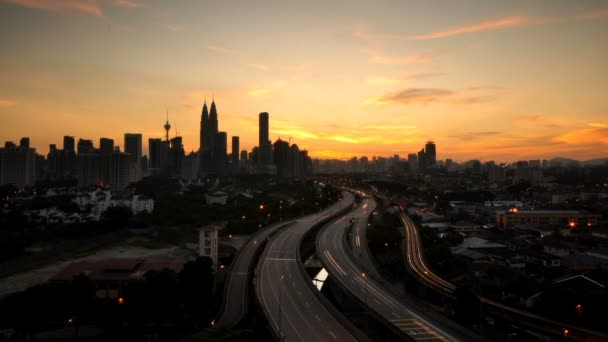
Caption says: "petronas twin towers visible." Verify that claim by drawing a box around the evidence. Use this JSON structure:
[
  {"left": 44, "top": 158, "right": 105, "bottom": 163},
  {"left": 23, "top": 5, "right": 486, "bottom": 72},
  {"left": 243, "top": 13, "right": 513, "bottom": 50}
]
[{"left": 199, "top": 100, "right": 228, "bottom": 176}]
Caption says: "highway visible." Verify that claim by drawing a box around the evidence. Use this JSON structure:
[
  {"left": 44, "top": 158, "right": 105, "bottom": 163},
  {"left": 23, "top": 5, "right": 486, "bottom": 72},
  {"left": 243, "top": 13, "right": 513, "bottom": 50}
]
[
  {"left": 216, "top": 220, "right": 296, "bottom": 328},
  {"left": 318, "top": 195, "right": 458, "bottom": 342},
  {"left": 255, "top": 191, "right": 358, "bottom": 342},
  {"left": 346, "top": 194, "right": 381, "bottom": 279},
  {"left": 396, "top": 208, "right": 456, "bottom": 294}
]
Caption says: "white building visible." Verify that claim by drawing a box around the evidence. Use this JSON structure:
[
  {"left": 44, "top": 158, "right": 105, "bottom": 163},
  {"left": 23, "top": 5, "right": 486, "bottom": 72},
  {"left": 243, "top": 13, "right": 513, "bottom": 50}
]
[{"left": 199, "top": 225, "right": 219, "bottom": 271}]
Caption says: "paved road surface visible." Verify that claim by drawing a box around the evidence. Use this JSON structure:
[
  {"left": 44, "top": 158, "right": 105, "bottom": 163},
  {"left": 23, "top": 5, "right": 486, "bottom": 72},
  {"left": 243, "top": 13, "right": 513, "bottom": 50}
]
[
  {"left": 216, "top": 220, "right": 296, "bottom": 328},
  {"left": 318, "top": 195, "right": 459, "bottom": 342},
  {"left": 255, "top": 192, "right": 358, "bottom": 342}
]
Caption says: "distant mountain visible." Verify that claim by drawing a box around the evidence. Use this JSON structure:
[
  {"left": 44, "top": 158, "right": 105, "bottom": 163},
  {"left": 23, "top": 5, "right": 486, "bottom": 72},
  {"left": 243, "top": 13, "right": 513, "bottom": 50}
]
[
  {"left": 583, "top": 158, "right": 608, "bottom": 166},
  {"left": 548, "top": 157, "right": 580, "bottom": 166},
  {"left": 547, "top": 157, "right": 608, "bottom": 166}
]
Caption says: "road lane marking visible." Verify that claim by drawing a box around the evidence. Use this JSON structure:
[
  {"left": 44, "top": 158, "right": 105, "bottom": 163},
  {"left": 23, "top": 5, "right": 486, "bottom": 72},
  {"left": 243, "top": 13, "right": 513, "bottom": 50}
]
[
  {"left": 266, "top": 258, "right": 296, "bottom": 261},
  {"left": 329, "top": 331, "right": 337, "bottom": 339}
]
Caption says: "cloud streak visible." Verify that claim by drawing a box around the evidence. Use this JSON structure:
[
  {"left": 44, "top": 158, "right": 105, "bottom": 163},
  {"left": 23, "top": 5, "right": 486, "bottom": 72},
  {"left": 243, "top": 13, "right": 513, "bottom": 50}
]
[
  {"left": 412, "top": 16, "right": 529, "bottom": 40},
  {"left": 1, "top": 0, "right": 103, "bottom": 16},
  {"left": 113, "top": 0, "right": 142, "bottom": 8},
  {"left": 0, "top": 99, "right": 17, "bottom": 108}
]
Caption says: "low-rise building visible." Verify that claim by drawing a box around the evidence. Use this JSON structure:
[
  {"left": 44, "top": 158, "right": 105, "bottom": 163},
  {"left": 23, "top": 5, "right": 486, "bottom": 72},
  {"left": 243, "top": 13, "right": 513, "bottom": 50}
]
[{"left": 496, "top": 210, "right": 600, "bottom": 229}]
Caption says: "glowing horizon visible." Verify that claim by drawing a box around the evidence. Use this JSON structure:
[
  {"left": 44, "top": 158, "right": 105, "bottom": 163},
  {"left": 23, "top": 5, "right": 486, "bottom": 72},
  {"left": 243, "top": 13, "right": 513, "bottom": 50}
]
[{"left": 1, "top": 0, "right": 607, "bottom": 163}]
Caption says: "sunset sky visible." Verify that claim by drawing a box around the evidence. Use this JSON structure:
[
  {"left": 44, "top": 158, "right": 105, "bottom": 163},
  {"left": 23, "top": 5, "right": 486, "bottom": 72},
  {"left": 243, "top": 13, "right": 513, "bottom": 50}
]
[{"left": 1, "top": 0, "right": 607, "bottom": 162}]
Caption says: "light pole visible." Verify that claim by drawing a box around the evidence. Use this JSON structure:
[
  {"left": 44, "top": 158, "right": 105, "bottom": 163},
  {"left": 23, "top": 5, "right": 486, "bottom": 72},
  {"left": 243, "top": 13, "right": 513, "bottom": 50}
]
[
  {"left": 279, "top": 200, "right": 283, "bottom": 222},
  {"left": 279, "top": 274, "right": 285, "bottom": 340}
]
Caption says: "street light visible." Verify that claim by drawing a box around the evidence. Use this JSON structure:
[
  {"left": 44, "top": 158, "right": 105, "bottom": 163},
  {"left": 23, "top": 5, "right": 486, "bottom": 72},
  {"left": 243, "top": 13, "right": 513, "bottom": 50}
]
[
  {"left": 563, "top": 328, "right": 569, "bottom": 342},
  {"left": 279, "top": 274, "right": 285, "bottom": 339}
]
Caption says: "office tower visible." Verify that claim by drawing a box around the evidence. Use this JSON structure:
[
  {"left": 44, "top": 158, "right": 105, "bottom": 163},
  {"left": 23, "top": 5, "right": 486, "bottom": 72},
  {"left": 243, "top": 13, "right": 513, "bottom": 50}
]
[
  {"left": 199, "top": 101, "right": 210, "bottom": 175},
  {"left": 169, "top": 136, "right": 185, "bottom": 178},
  {"left": 258, "top": 112, "right": 273, "bottom": 168},
  {"left": 273, "top": 138, "right": 290, "bottom": 179},
  {"left": 77, "top": 139, "right": 95, "bottom": 154},
  {"left": 148, "top": 138, "right": 161, "bottom": 176},
  {"left": 231, "top": 136, "right": 239, "bottom": 172},
  {"left": 259, "top": 112, "right": 269, "bottom": 148},
  {"left": 417, "top": 149, "right": 426, "bottom": 169},
  {"left": 98, "top": 138, "right": 114, "bottom": 187},
  {"left": 0, "top": 138, "right": 36, "bottom": 189},
  {"left": 99, "top": 138, "right": 114, "bottom": 154},
  {"left": 63, "top": 136, "right": 75, "bottom": 153},
  {"left": 182, "top": 151, "right": 199, "bottom": 180},
  {"left": 240, "top": 150, "right": 248, "bottom": 162},
  {"left": 199, "top": 100, "right": 221, "bottom": 175},
  {"left": 215, "top": 132, "right": 228, "bottom": 176},
  {"left": 408, "top": 153, "right": 418, "bottom": 171},
  {"left": 141, "top": 155, "right": 148, "bottom": 175},
  {"left": 109, "top": 151, "right": 131, "bottom": 190},
  {"left": 124, "top": 133, "right": 143, "bottom": 181},
  {"left": 425, "top": 141, "right": 436, "bottom": 166},
  {"left": 290, "top": 144, "right": 302, "bottom": 179},
  {"left": 77, "top": 152, "right": 101, "bottom": 187},
  {"left": 20, "top": 137, "right": 30, "bottom": 149},
  {"left": 488, "top": 164, "right": 506, "bottom": 183}
]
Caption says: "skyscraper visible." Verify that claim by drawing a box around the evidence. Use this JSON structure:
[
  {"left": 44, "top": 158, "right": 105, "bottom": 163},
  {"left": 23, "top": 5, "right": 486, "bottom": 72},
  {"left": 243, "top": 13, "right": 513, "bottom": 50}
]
[
  {"left": 231, "top": 136, "right": 239, "bottom": 172},
  {"left": 258, "top": 112, "right": 273, "bottom": 168},
  {"left": 425, "top": 141, "right": 436, "bottom": 166},
  {"left": 125, "top": 133, "right": 143, "bottom": 181},
  {"left": 0, "top": 138, "right": 36, "bottom": 189},
  {"left": 215, "top": 132, "right": 228, "bottom": 176},
  {"left": 148, "top": 138, "right": 161, "bottom": 175},
  {"left": 199, "top": 100, "right": 221, "bottom": 175},
  {"left": 77, "top": 139, "right": 94, "bottom": 154}
]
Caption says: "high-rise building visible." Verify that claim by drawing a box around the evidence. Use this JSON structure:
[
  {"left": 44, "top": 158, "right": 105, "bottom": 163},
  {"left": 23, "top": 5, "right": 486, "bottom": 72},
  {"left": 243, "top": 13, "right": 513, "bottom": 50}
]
[
  {"left": 408, "top": 153, "right": 418, "bottom": 171},
  {"left": 77, "top": 139, "right": 94, "bottom": 155},
  {"left": 215, "top": 132, "right": 228, "bottom": 176},
  {"left": 199, "top": 226, "right": 219, "bottom": 271},
  {"left": 199, "top": 100, "right": 221, "bottom": 175},
  {"left": 169, "top": 136, "right": 185, "bottom": 178},
  {"left": 148, "top": 138, "right": 162, "bottom": 176},
  {"left": 417, "top": 149, "right": 426, "bottom": 169},
  {"left": 425, "top": 141, "right": 436, "bottom": 166},
  {"left": 124, "top": 133, "right": 143, "bottom": 181},
  {"left": 99, "top": 138, "right": 114, "bottom": 187},
  {"left": 258, "top": 112, "right": 273, "bottom": 167},
  {"left": 109, "top": 151, "right": 131, "bottom": 190},
  {"left": 273, "top": 138, "right": 290, "bottom": 179},
  {"left": 0, "top": 138, "right": 36, "bottom": 189},
  {"left": 182, "top": 151, "right": 199, "bottom": 180},
  {"left": 63, "top": 136, "right": 75, "bottom": 153},
  {"left": 77, "top": 153, "right": 101, "bottom": 187},
  {"left": 231, "top": 136, "right": 239, "bottom": 172}
]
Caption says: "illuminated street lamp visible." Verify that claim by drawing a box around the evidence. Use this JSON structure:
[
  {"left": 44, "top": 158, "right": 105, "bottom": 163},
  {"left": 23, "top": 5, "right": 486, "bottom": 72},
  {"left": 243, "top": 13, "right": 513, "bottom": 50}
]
[
  {"left": 569, "top": 221, "right": 576, "bottom": 229},
  {"left": 563, "top": 328, "right": 569, "bottom": 341},
  {"left": 279, "top": 274, "right": 285, "bottom": 339}
]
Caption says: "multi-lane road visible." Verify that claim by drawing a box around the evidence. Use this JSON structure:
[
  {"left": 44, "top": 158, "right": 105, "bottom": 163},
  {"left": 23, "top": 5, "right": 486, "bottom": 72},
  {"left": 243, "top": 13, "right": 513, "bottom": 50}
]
[
  {"left": 216, "top": 220, "right": 296, "bottom": 328},
  {"left": 318, "top": 195, "right": 459, "bottom": 342},
  {"left": 255, "top": 192, "right": 359, "bottom": 342}
]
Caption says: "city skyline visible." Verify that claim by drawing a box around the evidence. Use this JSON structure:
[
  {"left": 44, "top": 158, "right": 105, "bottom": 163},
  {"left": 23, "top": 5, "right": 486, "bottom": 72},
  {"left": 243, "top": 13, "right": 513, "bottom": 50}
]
[{"left": 1, "top": 0, "right": 608, "bottom": 162}]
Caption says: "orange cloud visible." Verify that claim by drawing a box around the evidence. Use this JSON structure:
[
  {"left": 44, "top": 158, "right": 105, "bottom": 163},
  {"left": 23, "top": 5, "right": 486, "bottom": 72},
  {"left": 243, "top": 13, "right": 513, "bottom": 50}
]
[
  {"left": 370, "top": 53, "right": 432, "bottom": 65},
  {"left": 412, "top": 16, "right": 529, "bottom": 40},
  {"left": 0, "top": 99, "right": 17, "bottom": 107},
  {"left": 367, "top": 73, "right": 444, "bottom": 85},
  {"left": 113, "top": 0, "right": 142, "bottom": 8},
  {"left": 1, "top": 0, "right": 103, "bottom": 16},
  {"left": 553, "top": 127, "right": 608, "bottom": 145},
  {"left": 248, "top": 88, "right": 271, "bottom": 97}
]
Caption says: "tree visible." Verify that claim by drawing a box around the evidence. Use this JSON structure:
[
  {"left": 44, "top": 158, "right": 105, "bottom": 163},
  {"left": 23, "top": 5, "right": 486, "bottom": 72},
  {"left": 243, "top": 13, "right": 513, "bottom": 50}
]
[
  {"left": 179, "top": 257, "right": 214, "bottom": 319},
  {"left": 101, "top": 206, "right": 133, "bottom": 228}
]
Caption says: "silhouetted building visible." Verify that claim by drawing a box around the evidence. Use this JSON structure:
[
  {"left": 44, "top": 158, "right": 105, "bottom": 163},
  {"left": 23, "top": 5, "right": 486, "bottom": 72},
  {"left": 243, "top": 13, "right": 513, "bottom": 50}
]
[
  {"left": 408, "top": 153, "right": 418, "bottom": 171},
  {"left": 215, "top": 132, "right": 228, "bottom": 176},
  {"left": 77, "top": 139, "right": 94, "bottom": 155},
  {"left": 169, "top": 136, "right": 185, "bottom": 178},
  {"left": 417, "top": 149, "right": 426, "bottom": 169},
  {"left": 148, "top": 138, "right": 161, "bottom": 176},
  {"left": 258, "top": 112, "right": 273, "bottom": 169},
  {"left": 77, "top": 152, "right": 101, "bottom": 187},
  {"left": 425, "top": 141, "right": 436, "bottom": 166},
  {"left": 231, "top": 136, "right": 239, "bottom": 172},
  {"left": 273, "top": 138, "right": 290, "bottom": 179},
  {"left": 124, "top": 133, "right": 143, "bottom": 181},
  {"left": 182, "top": 151, "right": 199, "bottom": 180},
  {"left": 109, "top": 151, "right": 131, "bottom": 190},
  {"left": 0, "top": 138, "right": 36, "bottom": 189}
]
